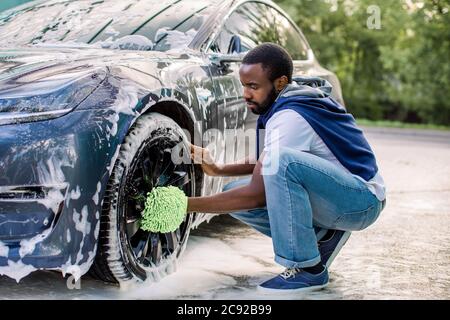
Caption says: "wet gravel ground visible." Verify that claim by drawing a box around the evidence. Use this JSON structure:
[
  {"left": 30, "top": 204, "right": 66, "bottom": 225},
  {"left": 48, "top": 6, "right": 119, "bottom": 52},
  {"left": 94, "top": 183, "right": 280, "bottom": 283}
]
[{"left": 0, "top": 127, "right": 449, "bottom": 299}]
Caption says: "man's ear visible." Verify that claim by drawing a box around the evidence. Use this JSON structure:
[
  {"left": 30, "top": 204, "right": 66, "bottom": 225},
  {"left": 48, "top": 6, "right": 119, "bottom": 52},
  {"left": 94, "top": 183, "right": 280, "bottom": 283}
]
[{"left": 274, "top": 76, "right": 289, "bottom": 93}]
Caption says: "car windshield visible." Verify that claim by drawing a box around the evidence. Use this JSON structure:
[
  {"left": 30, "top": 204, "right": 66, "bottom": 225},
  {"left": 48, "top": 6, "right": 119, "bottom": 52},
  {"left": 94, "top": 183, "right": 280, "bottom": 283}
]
[{"left": 0, "top": 0, "right": 218, "bottom": 51}]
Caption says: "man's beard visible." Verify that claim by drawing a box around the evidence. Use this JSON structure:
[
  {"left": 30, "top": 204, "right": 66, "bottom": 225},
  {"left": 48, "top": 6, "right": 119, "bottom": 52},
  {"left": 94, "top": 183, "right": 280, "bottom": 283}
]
[{"left": 247, "top": 85, "right": 278, "bottom": 115}]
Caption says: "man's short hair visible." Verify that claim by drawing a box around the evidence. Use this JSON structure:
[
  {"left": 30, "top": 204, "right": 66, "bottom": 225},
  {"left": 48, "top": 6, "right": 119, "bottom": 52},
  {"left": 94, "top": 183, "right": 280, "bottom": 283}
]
[{"left": 242, "top": 43, "right": 294, "bottom": 83}]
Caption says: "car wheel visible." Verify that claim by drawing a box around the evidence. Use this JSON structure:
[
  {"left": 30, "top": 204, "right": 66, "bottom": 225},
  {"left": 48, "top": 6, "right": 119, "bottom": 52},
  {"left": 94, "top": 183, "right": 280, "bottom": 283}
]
[{"left": 90, "top": 113, "right": 195, "bottom": 284}]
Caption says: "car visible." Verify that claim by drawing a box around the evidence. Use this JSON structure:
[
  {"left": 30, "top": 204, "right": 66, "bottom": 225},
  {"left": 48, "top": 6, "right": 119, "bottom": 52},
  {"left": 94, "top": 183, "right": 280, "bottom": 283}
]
[{"left": 0, "top": 0, "right": 345, "bottom": 285}]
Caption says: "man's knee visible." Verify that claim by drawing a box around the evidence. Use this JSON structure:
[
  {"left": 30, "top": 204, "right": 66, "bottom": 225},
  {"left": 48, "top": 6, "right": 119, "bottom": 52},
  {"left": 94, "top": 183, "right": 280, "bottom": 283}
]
[
  {"left": 263, "top": 147, "right": 304, "bottom": 176},
  {"left": 273, "top": 147, "right": 319, "bottom": 168}
]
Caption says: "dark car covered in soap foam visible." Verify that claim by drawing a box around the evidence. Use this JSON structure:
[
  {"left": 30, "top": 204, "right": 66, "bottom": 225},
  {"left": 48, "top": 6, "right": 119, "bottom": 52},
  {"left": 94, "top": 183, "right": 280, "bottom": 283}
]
[{"left": 0, "top": 0, "right": 345, "bottom": 284}]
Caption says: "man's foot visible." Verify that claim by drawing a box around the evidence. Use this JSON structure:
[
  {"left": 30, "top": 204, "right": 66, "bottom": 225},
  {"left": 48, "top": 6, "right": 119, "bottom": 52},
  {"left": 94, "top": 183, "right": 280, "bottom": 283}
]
[
  {"left": 318, "top": 230, "right": 351, "bottom": 268},
  {"left": 257, "top": 267, "right": 329, "bottom": 293}
]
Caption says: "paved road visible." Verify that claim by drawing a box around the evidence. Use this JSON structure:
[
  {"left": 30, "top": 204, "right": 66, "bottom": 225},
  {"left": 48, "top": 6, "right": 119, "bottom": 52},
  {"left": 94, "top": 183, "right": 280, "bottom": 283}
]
[{"left": 0, "top": 127, "right": 449, "bottom": 299}]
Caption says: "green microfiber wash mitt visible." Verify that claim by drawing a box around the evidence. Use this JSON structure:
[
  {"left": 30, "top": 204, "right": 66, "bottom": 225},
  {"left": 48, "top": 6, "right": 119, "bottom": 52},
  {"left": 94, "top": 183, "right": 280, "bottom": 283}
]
[{"left": 140, "top": 186, "right": 188, "bottom": 233}]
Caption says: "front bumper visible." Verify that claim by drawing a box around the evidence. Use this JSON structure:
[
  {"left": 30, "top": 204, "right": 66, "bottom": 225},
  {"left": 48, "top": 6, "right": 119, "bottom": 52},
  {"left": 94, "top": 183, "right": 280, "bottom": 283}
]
[{"left": 0, "top": 106, "right": 130, "bottom": 273}]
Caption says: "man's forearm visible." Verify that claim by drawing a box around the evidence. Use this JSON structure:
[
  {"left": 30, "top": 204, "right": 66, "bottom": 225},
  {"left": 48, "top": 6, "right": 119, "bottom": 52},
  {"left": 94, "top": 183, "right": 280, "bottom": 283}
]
[
  {"left": 189, "top": 154, "right": 266, "bottom": 213},
  {"left": 215, "top": 163, "right": 255, "bottom": 176},
  {"left": 214, "top": 156, "right": 256, "bottom": 176},
  {"left": 187, "top": 185, "right": 265, "bottom": 213}
]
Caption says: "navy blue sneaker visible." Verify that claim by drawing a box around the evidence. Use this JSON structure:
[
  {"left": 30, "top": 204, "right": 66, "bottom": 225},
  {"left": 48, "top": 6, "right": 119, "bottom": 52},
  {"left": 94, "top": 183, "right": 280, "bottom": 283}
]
[
  {"left": 318, "top": 230, "right": 351, "bottom": 268},
  {"left": 257, "top": 267, "right": 329, "bottom": 293}
]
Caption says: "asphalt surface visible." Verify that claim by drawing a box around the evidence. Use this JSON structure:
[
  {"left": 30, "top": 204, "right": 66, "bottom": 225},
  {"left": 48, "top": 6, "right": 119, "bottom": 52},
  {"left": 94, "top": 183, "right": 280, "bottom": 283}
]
[{"left": 0, "top": 127, "right": 449, "bottom": 299}]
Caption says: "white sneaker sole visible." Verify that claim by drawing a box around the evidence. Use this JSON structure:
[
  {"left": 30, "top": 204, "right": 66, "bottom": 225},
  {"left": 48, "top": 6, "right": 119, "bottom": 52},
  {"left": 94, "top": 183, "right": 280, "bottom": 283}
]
[
  {"left": 325, "top": 231, "right": 351, "bottom": 268},
  {"left": 257, "top": 282, "right": 329, "bottom": 294}
]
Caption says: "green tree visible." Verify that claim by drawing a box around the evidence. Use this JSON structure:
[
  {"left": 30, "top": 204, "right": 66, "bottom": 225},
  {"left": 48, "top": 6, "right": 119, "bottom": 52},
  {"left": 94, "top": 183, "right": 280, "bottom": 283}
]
[
  {"left": 275, "top": 0, "right": 450, "bottom": 125},
  {"left": 394, "top": 0, "right": 450, "bottom": 124}
]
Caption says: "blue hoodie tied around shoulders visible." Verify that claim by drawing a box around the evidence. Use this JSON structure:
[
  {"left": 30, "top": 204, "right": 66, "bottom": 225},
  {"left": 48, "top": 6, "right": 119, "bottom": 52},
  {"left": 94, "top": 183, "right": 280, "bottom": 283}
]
[{"left": 256, "top": 76, "right": 378, "bottom": 182}]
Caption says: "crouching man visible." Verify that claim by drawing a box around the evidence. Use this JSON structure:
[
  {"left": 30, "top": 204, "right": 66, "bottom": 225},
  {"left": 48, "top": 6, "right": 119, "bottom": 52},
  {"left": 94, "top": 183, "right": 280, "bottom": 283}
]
[{"left": 187, "top": 43, "right": 386, "bottom": 293}]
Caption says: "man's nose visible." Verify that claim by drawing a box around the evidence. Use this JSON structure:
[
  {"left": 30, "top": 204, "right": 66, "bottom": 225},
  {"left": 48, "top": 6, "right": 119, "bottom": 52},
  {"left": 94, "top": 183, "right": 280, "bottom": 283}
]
[{"left": 243, "top": 87, "right": 252, "bottom": 100}]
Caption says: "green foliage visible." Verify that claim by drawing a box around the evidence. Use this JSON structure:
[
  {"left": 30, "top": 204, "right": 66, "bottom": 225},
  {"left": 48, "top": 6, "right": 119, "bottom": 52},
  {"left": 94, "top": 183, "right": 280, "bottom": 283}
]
[
  {"left": 274, "top": 0, "right": 450, "bottom": 125},
  {"left": 356, "top": 118, "right": 450, "bottom": 131}
]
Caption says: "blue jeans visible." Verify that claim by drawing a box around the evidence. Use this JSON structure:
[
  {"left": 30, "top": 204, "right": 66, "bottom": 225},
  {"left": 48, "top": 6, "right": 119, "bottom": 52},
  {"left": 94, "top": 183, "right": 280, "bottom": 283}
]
[{"left": 223, "top": 147, "right": 383, "bottom": 269}]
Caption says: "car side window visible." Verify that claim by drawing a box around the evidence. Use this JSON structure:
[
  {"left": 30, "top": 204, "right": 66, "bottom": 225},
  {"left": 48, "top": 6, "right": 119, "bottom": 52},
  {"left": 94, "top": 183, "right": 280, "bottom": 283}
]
[
  {"left": 269, "top": 7, "right": 309, "bottom": 61},
  {"left": 210, "top": 2, "right": 308, "bottom": 60},
  {"left": 210, "top": 2, "right": 275, "bottom": 54},
  {"left": 209, "top": 2, "right": 309, "bottom": 60}
]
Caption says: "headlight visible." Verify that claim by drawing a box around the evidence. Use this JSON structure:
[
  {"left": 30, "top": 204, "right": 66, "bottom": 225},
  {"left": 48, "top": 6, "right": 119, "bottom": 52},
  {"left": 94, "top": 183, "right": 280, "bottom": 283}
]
[{"left": 0, "top": 69, "right": 106, "bottom": 125}]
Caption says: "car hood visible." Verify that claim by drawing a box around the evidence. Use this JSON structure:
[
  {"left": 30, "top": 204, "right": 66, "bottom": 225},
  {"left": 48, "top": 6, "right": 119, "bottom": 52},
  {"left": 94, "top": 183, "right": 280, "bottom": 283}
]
[{"left": 0, "top": 46, "right": 173, "bottom": 97}]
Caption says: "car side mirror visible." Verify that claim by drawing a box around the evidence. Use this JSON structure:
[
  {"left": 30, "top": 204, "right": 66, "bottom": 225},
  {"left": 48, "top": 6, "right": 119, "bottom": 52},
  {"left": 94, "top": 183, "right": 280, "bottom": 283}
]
[
  {"left": 209, "top": 52, "right": 245, "bottom": 68},
  {"left": 227, "top": 35, "right": 242, "bottom": 54},
  {"left": 209, "top": 35, "right": 246, "bottom": 69}
]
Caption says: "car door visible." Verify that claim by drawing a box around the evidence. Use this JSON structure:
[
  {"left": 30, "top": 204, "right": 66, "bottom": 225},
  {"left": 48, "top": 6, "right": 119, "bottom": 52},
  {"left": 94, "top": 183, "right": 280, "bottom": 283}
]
[{"left": 207, "top": 2, "right": 281, "bottom": 166}]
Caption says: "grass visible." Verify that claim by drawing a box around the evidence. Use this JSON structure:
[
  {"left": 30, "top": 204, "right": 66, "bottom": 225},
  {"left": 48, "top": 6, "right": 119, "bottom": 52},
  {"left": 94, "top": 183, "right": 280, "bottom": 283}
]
[{"left": 356, "top": 119, "right": 450, "bottom": 131}]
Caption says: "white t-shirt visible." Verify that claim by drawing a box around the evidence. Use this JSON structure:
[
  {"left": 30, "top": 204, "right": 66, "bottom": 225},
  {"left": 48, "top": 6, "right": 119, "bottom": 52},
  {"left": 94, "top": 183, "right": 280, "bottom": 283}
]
[{"left": 263, "top": 110, "right": 386, "bottom": 201}]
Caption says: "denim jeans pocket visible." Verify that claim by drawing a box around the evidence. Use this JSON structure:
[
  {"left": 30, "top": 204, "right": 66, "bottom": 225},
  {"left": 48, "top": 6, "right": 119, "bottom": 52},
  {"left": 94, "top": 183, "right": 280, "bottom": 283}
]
[{"left": 333, "top": 204, "right": 376, "bottom": 231}]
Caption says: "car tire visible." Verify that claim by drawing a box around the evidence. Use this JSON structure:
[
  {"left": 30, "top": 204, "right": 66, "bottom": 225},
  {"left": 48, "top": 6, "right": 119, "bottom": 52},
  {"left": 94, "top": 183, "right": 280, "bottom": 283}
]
[{"left": 90, "top": 113, "right": 195, "bottom": 284}]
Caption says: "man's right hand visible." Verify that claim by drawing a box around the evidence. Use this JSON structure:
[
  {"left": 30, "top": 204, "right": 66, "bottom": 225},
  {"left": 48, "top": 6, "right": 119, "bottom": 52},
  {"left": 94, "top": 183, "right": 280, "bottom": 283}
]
[{"left": 190, "top": 144, "right": 221, "bottom": 176}]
